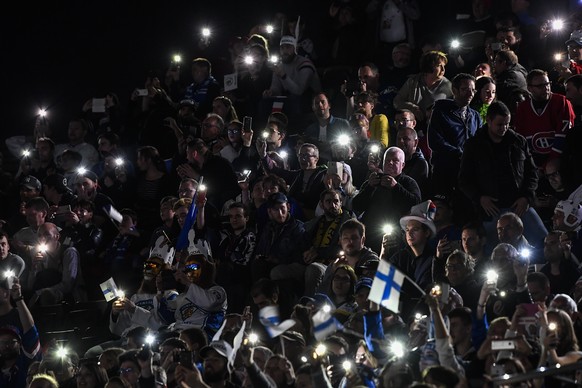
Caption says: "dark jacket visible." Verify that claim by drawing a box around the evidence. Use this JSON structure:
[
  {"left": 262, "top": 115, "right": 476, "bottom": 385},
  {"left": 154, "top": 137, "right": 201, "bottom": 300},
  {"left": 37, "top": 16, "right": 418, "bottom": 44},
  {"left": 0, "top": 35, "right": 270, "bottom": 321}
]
[
  {"left": 255, "top": 216, "right": 305, "bottom": 265},
  {"left": 459, "top": 126, "right": 538, "bottom": 215},
  {"left": 495, "top": 63, "right": 528, "bottom": 106},
  {"left": 352, "top": 173, "right": 421, "bottom": 251}
]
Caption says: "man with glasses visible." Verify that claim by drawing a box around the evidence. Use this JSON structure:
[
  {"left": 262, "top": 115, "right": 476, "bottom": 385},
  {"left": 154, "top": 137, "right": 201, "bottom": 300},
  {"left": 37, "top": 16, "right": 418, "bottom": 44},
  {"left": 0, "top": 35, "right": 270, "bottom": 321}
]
[
  {"left": 260, "top": 142, "right": 327, "bottom": 218},
  {"left": 200, "top": 113, "right": 225, "bottom": 151},
  {"left": 514, "top": 69, "right": 575, "bottom": 169},
  {"left": 397, "top": 126, "right": 428, "bottom": 195}
]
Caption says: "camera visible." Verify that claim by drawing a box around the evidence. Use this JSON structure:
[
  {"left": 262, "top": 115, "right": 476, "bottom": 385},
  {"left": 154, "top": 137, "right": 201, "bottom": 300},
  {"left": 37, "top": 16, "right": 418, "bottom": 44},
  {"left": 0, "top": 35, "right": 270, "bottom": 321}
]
[{"left": 243, "top": 116, "right": 253, "bottom": 133}]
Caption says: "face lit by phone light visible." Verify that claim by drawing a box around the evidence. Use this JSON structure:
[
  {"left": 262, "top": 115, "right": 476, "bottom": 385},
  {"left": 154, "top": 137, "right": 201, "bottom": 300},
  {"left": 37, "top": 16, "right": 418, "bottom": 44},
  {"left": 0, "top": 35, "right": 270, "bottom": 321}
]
[
  {"left": 183, "top": 257, "right": 203, "bottom": 284},
  {"left": 143, "top": 257, "right": 164, "bottom": 280}
]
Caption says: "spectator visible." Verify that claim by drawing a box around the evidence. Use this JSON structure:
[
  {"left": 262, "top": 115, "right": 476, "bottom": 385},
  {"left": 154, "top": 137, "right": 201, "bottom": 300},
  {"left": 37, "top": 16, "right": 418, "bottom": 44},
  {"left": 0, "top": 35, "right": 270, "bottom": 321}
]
[
  {"left": 53, "top": 117, "right": 99, "bottom": 169},
  {"left": 184, "top": 58, "right": 221, "bottom": 120},
  {"left": 394, "top": 50, "right": 453, "bottom": 123},
  {"left": 492, "top": 50, "right": 527, "bottom": 107},
  {"left": 352, "top": 146, "right": 421, "bottom": 253}
]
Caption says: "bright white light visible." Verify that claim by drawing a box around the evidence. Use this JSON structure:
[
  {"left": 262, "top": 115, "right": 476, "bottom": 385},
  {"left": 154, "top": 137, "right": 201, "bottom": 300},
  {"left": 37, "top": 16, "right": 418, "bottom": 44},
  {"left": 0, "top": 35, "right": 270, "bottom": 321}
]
[
  {"left": 322, "top": 304, "right": 331, "bottom": 313},
  {"left": 262, "top": 131, "right": 269, "bottom": 139},
  {"left": 243, "top": 169, "right": 251, "bottom": 175},
  {"left": 115, "top": 158, "right": 124, "bottom": 166},
  {"left": 265, "top": 25, "right": 274, "bottom": 34},
  {"left": 548, "top": 322, "right": 557, "bottom": 331},
  {"left": 554, "top": 53, "right": 563, "bottom": 61},
  {"left": 22, "top": 149, "right": 31, "bottom": 157},
  {"left": 117, "top": 290, "right": 125, "bottom": 299},
  {"left": 342, "top": 360, "right": 352, "bottom": 371},
  {"left": 38, "top": 109, "right": 47, "bottom": 117},
  {"left": 486, "top": 270, "right": 498, "bottom": 283},
  {"left": 202, "top": 27, "right": 211, "bottom": 37},
  {"left": 551, "top": 19, "right": 564, "bottom": 30},
  {"left": 145, "top": 334, "right": 155, "bottom": 345},
  {"left": 370, "top": 144, "right": 380, "bottom": 153},
  {"left": 77, "top": 167, "right": 87, "bottom": 175},
  {"left": 199, "top": 184, "right": 207, "bottom": 192},
  {"left": 3, "top": 270, "right": 14, "bottom": 279},
  {"left": 337, "top": 134, "right": 350, "bottom": 146},
  {"left": 383, "top": 224, "right": 394, "bottom": 235},
  {"left": 56, "top": 347, "right": 68, "bottom": 358},
  {"left": 248, "top": 332, "right": 259, "bottom": 344},
  {"left": 300, "top": 355, "right": 308, "bottom": 363},
  {"left": 38, "top": 243, "right": 48, "bottom": 254},
  {"left": 269, "top": 55, "right": 279, "bottom": 63},
  {"left": 451, "top": 39, "right": 460, "bottom": 49},
  {"left": 279, "top": 151, "right": 288, "bottom": 159},
  {"left": 172, "top": 54, "right": 182, "bottom": 63},
  {"left": 339, "top": 250, "right": 345, "bottom": 257},
  {"left": 499, "top": 290, "right": 507, "bottom": 297},
  {"left": 520, "top": 248, "right": 531, "bottom": 259},
  {"left": 244, "top": 55, "right": 254, "bottom": 65},
  {"left": 502, "top": 374, "right": 510, "bottom": 380},
  {"left": 315, "top": 344, "right": 327, "bottom": 357},
  {"left": 389, "top": 340, "right": 405, "bottom": 358}
]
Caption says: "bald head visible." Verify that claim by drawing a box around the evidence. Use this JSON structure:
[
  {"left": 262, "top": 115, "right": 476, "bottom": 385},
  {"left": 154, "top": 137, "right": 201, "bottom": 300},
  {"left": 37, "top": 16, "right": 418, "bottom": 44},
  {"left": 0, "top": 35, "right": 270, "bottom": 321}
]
[
  {"left": 38, "top": 222, "right": 60, "bottom": 243},
  {"left": 383, "top": 147, "right": 406, "bottom": 177},
  {"left": 396, "top": 127, "right": 419, "bottom": 158}
]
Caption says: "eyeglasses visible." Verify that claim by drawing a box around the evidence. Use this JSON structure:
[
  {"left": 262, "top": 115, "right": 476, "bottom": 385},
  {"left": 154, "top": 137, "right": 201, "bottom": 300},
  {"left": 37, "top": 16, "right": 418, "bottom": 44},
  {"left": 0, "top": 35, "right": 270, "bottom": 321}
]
[
  {"left": 396, "top": 119, "right": 413, "bottom": 125},
  {"left": 529, "top": 82, "right": 551, "bottom": 88},
  {"left": 119, "top": 367, "right": 135, "bottom": 374},
  {"left": 545, "top": 171, "right": 560, "bottom": 179},
  {"left": 227, "top": 128, "right": 240, "bottom": 134},
  {"left": 184, "top": 263, "right": 200, "bottom": 272},
  {"left": 144, "top": 261, "right": 161, "bottom": 269},
  {"left": 298, "top": 153, "right": 316, "bottom": 159}
]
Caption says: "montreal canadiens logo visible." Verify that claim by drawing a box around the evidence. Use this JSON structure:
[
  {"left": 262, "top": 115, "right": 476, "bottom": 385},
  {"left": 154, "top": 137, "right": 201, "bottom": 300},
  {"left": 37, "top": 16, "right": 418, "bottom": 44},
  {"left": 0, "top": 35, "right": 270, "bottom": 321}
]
[{"left": 530, "top": 131, "right": 554, "bottom": 154}]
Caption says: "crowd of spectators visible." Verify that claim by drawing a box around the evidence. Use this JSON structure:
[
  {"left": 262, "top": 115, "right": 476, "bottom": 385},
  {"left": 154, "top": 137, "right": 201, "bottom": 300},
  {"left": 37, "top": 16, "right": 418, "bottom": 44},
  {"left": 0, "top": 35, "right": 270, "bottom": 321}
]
[{"left": 5, "top": 0, "right": 582, "bottom": 387}]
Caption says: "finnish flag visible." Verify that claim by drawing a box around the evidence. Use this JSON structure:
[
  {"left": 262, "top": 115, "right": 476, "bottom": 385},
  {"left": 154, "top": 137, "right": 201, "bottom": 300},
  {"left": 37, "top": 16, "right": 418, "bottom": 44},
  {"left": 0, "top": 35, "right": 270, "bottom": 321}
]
[
  {"left": 311, "top": 307, "right": 343, "bottom": 341},
  {"left": 259, "top": 305, "right": 296, "bottom": 338},
  {"left": 368, "top": 260, "right": 405, "bottom": 313}
]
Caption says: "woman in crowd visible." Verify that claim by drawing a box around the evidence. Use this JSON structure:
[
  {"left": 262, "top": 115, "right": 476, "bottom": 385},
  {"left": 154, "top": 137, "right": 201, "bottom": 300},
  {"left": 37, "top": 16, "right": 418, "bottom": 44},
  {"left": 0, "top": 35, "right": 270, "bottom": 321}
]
[{"left": 470, "top": 76, "right": 496, "bottom": 122}]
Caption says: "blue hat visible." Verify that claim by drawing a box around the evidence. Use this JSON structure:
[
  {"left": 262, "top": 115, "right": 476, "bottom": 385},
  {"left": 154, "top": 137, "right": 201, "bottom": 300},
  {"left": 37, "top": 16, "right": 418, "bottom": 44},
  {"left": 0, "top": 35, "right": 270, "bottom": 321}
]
[{"left": 267, "top": 192, "right": 288, "bottom": 208}]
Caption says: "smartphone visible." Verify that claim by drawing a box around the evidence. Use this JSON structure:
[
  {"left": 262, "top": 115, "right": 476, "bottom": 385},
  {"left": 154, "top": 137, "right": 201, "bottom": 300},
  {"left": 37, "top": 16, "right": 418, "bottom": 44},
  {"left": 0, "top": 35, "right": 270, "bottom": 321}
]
[
  {"left": 136, "top": 89, "right": 148, "bottom": 96},
  {"left": 243, "top": 116, "right": 253, "bottom": 133},
  {"left": 56, "top": 205, "right": 71, "bottom": 215},
  {"left": 237, "top": 170, "right": 251, "bottom": 183},
  {"left": 174, "top": 350, "right": 194, "bottom": 369},
  {"left": 491, "top": 340, "right": 516, "bottom": 351}
]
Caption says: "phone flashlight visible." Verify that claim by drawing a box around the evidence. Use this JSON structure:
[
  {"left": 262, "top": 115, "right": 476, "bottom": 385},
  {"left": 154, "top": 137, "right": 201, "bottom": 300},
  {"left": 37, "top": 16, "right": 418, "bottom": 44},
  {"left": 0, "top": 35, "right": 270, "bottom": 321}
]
[
  {"left": 382, "top": 224, "right": 394, "bottom": 235},
  {"left": 430, "top": 284, "right": 442, "bottom": 297},
  {"left": 3, "top": 270, "right": 14, "bottom": 279},
  {"left": 38, "top": 108, "right": 47, "bottom": 117},
  {"left": 56, "top": 347, "right": 69, "bottom": 359},
  {"left": 551, "top": 19, "right": 564, "bottom": 30},
  {"left": 337, "top": 134, "right": 350, "bottom": 146},
  {"left": 269, "top": 55, "right": 279, "bottom": 64},
  {"left": 519, "top": 248, "right": 531, "bottom": 260},
  {"left": 244, "top": 55, "right": 254, "bottom": 65},
  {"left": 262, "top": 131, "right": 269, "bottom": 139},
  {"left": 389, "top": 340, "right": 405, "bottom": 358},
  {"left": 37, "top": 243, "right": 48, "bottom": 254},
  {"left": 486, "top": 270, "right": 498, "bottom": 284},
  {"left": 22, "top": 149, "right": 31, "bottom": 157},
  {"left": 172, "top": 54, "right": 182, "bottom": 64},
  {"left": 548, "top": 322, "right": 557, "bottom": 331},
  {"left": 117, "top": 290, "right": 125, "bottom": 299},
  {"left": 114, "top": 157, "right": 124, "bottom": 166},
  {"left": 202, "top": 27, "right": 211, "bottom": 38},
  {"left": 77, "top": 167, "right": 87, "bottom": 175},
  {"left": 342, "top": 360, "right": 352, "bottom": 371},
  {"left": 315, "top": 344, "right": 327, "bottom": 357},
  {"left": 265, "top": 24, "right": 274, "bottom": 34},
  {"left": 248, "top": 332, "right": 259, "bottom": 345},
  {"left": 322, "top": 304, "right": 331, "bottom": 313},
  {"left": 145, "top": 334, "right": 156, "bottom": 345},
  {"left": 451, "top": 39, "right": 460, "bottom": 49},
  {"left": 279, "top": 150, "right": 288, "bottom": 159}
]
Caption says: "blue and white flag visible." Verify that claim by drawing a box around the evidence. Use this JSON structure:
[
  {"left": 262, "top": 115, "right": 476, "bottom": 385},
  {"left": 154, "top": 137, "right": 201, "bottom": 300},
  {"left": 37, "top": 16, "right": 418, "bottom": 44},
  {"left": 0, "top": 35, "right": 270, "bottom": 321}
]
[
  {"left": 259, "top": 305, "right": 295, "bottom": 338},
  {"left": 103, "top": 204, "right": 123, "bottom": 224},
  {"left": 368, "top": 260, "right": 405, "bottom": 313},
  {"left": 311, "top": 307, "right": 344, "bottom": 341},
  {"left": 176, "top": 177, "right": 203, "bottom": 251}
]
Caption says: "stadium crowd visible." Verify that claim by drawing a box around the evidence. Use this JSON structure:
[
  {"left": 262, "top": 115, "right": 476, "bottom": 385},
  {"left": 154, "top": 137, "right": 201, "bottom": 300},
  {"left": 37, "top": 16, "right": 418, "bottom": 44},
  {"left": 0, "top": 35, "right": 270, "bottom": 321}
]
[{"left": 5, "top": 0, "right": 582, "bottom": 387}]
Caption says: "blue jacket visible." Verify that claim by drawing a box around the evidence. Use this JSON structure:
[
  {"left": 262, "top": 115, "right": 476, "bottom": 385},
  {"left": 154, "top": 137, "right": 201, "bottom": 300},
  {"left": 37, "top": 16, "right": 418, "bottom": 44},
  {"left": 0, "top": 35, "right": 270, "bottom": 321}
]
[{"left": 428, "top": 99, "right": 482, "bottom": 172}]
